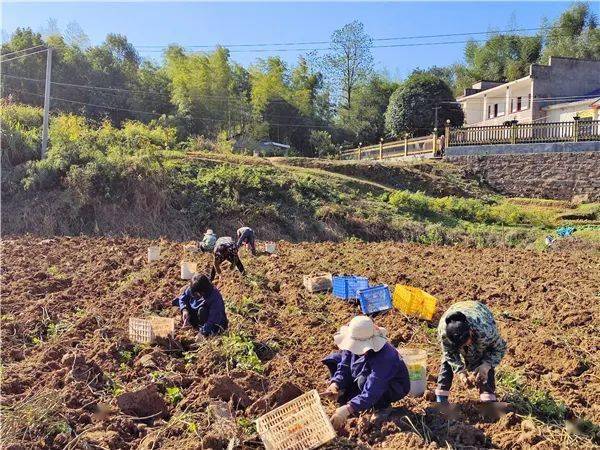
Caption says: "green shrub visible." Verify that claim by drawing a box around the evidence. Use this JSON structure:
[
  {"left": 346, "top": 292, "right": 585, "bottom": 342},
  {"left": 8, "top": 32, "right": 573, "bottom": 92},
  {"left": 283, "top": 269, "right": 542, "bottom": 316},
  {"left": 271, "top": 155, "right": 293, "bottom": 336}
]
[
  {"left": 0, "top": 102, "right": 43, "bottom": 166},
  {"left": 220, "top": 332, "right": 264, "bottom": 373}
]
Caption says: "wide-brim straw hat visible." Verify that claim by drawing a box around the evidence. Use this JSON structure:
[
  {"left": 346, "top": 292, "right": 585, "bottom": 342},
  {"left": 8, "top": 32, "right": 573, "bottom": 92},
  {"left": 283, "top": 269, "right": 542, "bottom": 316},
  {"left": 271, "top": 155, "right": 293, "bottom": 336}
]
[{"left": 333, "top": 316, "right": 387, "bottom": 355}]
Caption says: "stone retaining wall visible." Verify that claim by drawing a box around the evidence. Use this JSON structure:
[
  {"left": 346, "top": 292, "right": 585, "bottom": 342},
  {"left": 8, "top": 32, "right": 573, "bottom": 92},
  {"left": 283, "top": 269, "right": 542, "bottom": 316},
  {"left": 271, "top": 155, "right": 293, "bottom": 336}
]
[{"left": 446, "top": 151, "right": 600, "bottom": 200}]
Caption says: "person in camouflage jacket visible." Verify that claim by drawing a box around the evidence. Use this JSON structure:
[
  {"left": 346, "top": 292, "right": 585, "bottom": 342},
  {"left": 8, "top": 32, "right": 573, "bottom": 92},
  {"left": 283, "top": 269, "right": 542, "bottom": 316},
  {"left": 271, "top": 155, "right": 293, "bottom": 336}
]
[
  {"left": 209, "top": 237, "right": 245, "bottom": 281},
  {"left": 435, "top": 301, "right": 506, "bottom": 403}
]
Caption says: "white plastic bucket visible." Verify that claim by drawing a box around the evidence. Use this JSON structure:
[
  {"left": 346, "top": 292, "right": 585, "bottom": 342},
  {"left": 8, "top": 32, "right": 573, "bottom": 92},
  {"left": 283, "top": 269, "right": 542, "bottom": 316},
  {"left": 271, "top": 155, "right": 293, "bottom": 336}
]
[
  {"left": 265, "top": 242, "right": 277, "bottom": 254},
  {"left": 180, "top": 261, "right": 197, "bottom": 280},
  {"left": 398, "top": 348, "right": 427, "bottom": 397},
  {"left": 147, "top": 246, "right": 161, "bottom": 262}
]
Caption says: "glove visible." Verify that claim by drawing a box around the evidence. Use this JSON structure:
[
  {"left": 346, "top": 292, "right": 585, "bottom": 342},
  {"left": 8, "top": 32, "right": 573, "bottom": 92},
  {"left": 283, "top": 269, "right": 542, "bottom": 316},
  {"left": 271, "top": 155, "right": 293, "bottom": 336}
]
[
  {"left": 319, "top": 383, "right": 339, "bottom": 399},
  {"left": 330, "top": 405, "right": 352, "bottom": 431},
  {"left": 181, "top": 309, "right": 190, "bottom": 327},
  {"left": 475, "top": 362, "right": 492, "bottom": 384}
]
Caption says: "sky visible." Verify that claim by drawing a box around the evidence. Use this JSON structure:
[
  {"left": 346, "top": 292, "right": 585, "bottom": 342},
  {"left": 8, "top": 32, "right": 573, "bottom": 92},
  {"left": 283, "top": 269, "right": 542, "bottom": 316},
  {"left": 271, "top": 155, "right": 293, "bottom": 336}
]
[{"left": 2, "top": 1, "right": 573, "bottom": 79}]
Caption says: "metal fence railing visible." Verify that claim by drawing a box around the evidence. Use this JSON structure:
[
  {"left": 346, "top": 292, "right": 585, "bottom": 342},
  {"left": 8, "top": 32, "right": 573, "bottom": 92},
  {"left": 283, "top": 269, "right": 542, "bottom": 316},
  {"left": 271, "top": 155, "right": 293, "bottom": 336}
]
[
  {"left": 340, "top": 134, "right": 437, "bottom": 161},
  {"left": 448, "top": 119, "right": 600, "bottom": 146}
]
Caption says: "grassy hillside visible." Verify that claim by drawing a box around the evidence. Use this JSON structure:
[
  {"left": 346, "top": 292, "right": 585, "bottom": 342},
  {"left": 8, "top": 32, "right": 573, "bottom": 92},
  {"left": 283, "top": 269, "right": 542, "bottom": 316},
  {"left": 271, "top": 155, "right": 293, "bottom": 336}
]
[{"left": 2, "top": 103, "right": 598, "bottom": 247}]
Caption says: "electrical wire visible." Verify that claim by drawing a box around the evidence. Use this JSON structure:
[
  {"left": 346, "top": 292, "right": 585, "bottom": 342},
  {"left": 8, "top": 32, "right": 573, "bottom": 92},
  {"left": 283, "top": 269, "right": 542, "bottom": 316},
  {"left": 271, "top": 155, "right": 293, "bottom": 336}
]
[
  {"left": 134, "top": 26, "right": 547, "bottom": 49},
  {"left": 0, "top": 48, "right": 49, "bottom": 63},
  {"left": 7, "top": 87, "right": 335, "bottom": 129},
  {"left": 0, "top": 45, "right": 47, "bottom": 58}
]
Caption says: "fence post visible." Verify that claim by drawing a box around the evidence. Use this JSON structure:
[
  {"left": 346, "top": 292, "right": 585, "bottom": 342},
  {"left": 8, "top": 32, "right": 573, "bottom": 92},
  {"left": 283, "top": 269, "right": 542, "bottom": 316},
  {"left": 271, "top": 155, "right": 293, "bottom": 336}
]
[
  {"left": 573, "top": 116, "right": 580, "bottom": 142},
  {"left": 510, "top": 121, "right": 517, "bottom": 144},
  {"left": 432, "top": 128, "right": 438, "bottom": 156},
  {"left": 404, "top": 133, "right": 408, "bottom": 156},
  {"left": 445, "top": 120, "right": 451, "bottom": 147},
  {"left": 379, "top": 138, "right": 383, "bottom": 160},
  {"left": 358, "top": 142, "right": 362, "bottom": 160}
]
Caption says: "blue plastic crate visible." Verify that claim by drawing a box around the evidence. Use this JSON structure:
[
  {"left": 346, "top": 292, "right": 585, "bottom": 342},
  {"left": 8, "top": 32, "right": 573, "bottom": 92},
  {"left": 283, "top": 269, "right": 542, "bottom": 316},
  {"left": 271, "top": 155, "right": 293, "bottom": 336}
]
[
  {"left": 358, "top": 284, "right": 392, "bottom": 314},
  {"left": 332, "top": 276, "right": 369, "bottom": 300}
]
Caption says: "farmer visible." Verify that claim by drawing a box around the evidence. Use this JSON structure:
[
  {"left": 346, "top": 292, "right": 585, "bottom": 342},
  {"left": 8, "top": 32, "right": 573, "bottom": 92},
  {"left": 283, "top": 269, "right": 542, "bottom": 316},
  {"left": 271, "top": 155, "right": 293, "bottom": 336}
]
[
  {"left": 173, "top": 274, "right": 228, "bottom": 337},
  {"left": 236, "top": 226, "right": 256, "bottom": 256},
  {"left": 321, "top": 316, "right": 410, "bottom": 431},
  {"left": 210, "top": 236, "right": 244, "bottom": 281},
  {"left": 199, "top": 228, "right": 217, "bottom": 253},
  {"left": 435, "top": 301, "right": 507, "bottom": 404}
]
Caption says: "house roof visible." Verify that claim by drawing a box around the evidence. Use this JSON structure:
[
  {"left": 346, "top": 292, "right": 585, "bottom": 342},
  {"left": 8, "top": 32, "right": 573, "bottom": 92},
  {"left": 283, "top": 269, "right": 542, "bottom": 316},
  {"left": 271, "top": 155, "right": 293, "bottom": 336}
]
[
  {"left": 259, "top": 141, "right": 291, "bottom": 149},
  {"left": 457, "top": 74, "right": 531, "bottom": 101},
  {"left": 541, "top": 88, "right": 600, "bottom": 110}
]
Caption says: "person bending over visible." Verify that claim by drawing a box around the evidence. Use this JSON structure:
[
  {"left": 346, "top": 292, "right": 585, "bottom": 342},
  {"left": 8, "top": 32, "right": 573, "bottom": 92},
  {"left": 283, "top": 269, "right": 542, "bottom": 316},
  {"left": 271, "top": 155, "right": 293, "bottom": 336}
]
[
  {"left": 236, "top": 226, "right": 256, "bottom": 256},
  {"left": 321, "top": 316, "right": 410, "bottom": 431},
  {"left": 173, "top": 274, "right": 228, "bottom": 337},
  {"left": 435, "top": 301, "right": 507, "bottom": 404},
  {"left": 210, "top": 236, "right": 244, "bottom": 281}
]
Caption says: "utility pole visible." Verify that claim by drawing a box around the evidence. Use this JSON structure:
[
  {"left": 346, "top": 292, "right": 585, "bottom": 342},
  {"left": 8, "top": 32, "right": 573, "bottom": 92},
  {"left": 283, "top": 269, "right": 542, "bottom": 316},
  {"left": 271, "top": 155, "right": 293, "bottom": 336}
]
[
  {"left": 41, "top": 48, "right": 52, "bottom": 158},
  {"left": 433, "top": 105, "right": 441, "bottom": 131}
]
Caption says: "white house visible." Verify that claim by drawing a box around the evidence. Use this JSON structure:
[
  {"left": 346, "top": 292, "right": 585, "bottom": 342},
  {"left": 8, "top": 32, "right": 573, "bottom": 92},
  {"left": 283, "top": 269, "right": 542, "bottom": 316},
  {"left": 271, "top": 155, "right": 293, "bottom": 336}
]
[{"left": 457, "top": 57, "right": 600, "bottom": 126}]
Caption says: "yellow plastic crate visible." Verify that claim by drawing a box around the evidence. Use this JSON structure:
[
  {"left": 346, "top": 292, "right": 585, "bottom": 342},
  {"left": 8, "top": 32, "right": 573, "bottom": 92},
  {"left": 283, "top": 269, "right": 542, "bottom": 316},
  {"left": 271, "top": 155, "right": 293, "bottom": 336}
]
[
  {"left": 256, "top": 390, "right": 336, "bottom": 450},
  {"left": 392, "top": 285, "right": 437, "bottom": 321}
]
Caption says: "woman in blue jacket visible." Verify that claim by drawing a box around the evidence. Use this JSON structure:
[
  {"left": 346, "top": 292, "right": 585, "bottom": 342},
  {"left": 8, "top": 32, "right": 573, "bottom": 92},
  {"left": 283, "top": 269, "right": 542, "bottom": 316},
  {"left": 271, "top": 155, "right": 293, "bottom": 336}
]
[
  {"left": 173, "top": 274, "right": 228, "bottom": 337},
  {"left": 321, "top": 316, "right": 410, "bottom": 430}
]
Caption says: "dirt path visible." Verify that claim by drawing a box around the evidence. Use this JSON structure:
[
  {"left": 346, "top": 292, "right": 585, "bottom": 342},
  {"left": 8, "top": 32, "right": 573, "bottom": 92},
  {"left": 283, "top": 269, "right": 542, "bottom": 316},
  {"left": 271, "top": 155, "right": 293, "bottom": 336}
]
[{"left": 2, "top": 237, "right": 599, "bottom": 449}]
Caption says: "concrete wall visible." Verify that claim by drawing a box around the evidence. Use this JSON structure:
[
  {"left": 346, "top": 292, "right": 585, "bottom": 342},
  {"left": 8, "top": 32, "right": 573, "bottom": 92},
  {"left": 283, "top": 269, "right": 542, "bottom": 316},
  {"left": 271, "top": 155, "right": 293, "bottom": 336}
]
[
  {"left": 446, "top": 151, "right": 600, "bottom": 200},
  {"left": 531, "top": 57, "right": 600, "bottom": 121},
  {"left": 446, "top": 141, "right": 600, "bottom": 157}
]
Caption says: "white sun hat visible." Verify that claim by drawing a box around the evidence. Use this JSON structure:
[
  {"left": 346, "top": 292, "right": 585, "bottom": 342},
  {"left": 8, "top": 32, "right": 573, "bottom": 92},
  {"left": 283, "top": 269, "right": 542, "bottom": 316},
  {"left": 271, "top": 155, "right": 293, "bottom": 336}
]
[
  {"left": 206, "top": 229, "right": 214, "bottom": 235},
  {"left": 333, "top": 316, "right": 388, "bottom": 355}
]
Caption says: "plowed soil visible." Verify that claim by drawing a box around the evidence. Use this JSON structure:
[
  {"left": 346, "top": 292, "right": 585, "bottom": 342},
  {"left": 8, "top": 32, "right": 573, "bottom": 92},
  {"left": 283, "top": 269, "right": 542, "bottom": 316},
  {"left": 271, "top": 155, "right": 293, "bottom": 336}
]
[{"left": 1, "top": 236, "right": 599, "bottom": 449}]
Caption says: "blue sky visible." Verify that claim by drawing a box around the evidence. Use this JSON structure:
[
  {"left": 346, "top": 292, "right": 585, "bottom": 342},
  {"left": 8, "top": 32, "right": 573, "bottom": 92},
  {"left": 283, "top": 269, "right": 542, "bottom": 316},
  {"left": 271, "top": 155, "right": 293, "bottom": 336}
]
[{"left": 2, "top": 2, "right": 572, "bottom": 79}]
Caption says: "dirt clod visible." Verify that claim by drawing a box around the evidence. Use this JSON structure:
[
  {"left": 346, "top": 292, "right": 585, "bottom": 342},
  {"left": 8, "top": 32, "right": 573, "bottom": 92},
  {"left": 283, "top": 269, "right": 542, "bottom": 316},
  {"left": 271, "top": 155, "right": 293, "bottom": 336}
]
[{"left": 116, "top": 384, "right": 168, "bottom": 419}]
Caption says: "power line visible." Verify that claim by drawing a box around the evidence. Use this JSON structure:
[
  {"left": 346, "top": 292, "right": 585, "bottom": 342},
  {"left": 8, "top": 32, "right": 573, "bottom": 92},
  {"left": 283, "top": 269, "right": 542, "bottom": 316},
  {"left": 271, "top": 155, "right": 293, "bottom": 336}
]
[
  {"left": 0, "top": 45, "right": 47, "bottom": 58},
  {"left": 134, "top": 26, "right": 547, "bottom": 49},
  {"left": 0, "top": 48, "right": 49, "bottom": 63},
  {"left": 8, "top": 87, "right": 335, "bottom": 129}
]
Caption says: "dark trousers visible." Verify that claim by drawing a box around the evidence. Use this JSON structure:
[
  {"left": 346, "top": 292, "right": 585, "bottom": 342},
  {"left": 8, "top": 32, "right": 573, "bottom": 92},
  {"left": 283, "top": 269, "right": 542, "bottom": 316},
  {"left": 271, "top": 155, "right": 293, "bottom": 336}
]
[
  {"left": 238, "top": 230, "right": 256, "bottom": 255},
  {"left": 209, "top": 255, "right": 245, "bottom": 281},
  {"left": 322, "top": 353, "right": 405, "bottom": 411},
  {"left": 187, "top": 307, "right": 228, "bottom": 336},
  {"left": 436, "top": 361, "right": 496, "bottom": 394}
]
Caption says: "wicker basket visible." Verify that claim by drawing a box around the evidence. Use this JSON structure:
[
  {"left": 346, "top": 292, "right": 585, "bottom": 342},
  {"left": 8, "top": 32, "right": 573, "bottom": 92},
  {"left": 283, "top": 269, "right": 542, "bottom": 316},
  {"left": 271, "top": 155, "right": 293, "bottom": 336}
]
[
  {"left": 302, "top": 273, "right": 333, "bottom": 293},
  {"left": 129, "top": 316, "right": 175, "bottom": 344},
  {"left": 256, "top": 390, "right": 336, "bottom": 450}
]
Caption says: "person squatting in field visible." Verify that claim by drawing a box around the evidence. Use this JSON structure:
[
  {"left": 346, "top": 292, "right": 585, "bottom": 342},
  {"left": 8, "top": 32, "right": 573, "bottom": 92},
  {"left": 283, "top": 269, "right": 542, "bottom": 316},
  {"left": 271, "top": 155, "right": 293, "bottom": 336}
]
[
  {"left": 236, "top": 226, "right": 256, "bottom": 256},
  {"left": 435, "top": 300, "right": 507, "bottom": 404},
  {"left": 321, "top": 316, "right": 411, "bottom": 431},
  {"left": 173, "top": 274, "right": 228, "bottom": 337},
  {"left": 199, "top": 228, "right": 217, "bottom": 253},
  {"left": 210, "top": 236, "right": 245, "bottom": 281}
]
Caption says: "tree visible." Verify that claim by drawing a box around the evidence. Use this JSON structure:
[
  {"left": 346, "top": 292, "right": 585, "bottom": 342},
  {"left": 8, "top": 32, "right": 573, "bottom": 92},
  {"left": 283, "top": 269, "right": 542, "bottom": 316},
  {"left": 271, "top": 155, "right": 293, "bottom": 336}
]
[
  {"left": 338, "top": 74, "right": 399, "bottom": 145},
  {"left": 385, "top": 72, "right": 463, "bottom": 138},
  {"left": 454, "top": 33, "right": 542, "bottom": 94},
  {"left": 309, "top": 130, "right": 337, "bottom": 157},
  {"left": 323, "top": 21, "right": 373, "bottom": 110},
  {"left": 542, "top": 2, "right": 600, "bottom": 62}
]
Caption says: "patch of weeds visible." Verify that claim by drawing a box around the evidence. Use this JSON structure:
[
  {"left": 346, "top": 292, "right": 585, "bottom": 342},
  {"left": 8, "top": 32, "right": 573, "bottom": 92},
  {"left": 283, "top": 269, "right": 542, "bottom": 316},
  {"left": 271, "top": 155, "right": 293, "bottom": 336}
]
[
  {"left": 237, "top": 417, "right": 256, "bottom": 434},
  {"left": 228, "top": 296, "right": 261, "bottom": 318},
  {"left": 220, "top": 332, "right": 264, "bottom": 373},
  {"left": 50, "top": 420, "right": 72, "bottom": 435},
  {"left": 531, "top": 317, "right": 543, "bottom": 326},
  {"left": 284, "top": 304, "right": 302, "bottom": 317},
  {"left": 47, "top": 321, "right": 70, "bottom": 338},
  {"left": 165, "top": 386, "right": 183, "bottom": 405},
  {"left": 0, "top": 391, "right": 65, "bottom": 442},
  {"left": 119, "top": 345, "right": 142, "bottom": 365},
  {"left": 47, "top": 265, "right": 68, "bottom": 280},
  {"left": 183, "top": 351, "right": 197, "bottom": 369},
  {"left": 420, "top": 322, "right": 437, "bottom": 339},
  {"left": 31, "top": 336, "right": 43, "bottom": 346},
  {"left": 74, "top": 308, "right": 87, "bottom": 318},
  {"left": 497, "top": 369, "right": 567, "bottom": 423},
  {"left": 0, "top": 314, "right": 15, "bottom": 322},
  {"left": 244, "top": 273, "right": 268, "bottom": 289},
  {"left": 105, "top": 373, "right": 124, "bottom": 397}
]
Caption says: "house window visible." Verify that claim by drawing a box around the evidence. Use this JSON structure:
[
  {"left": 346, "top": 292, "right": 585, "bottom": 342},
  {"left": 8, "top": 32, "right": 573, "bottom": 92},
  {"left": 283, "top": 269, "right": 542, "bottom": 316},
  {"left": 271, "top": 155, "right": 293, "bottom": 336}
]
[
  {"left": 517, "top": 97, "right": 522, "bottom": 111},
  {"left": 487, "top": 105, "right": 492, "bottom": 119},
  {"left": 497, "top": 102, "right": 505, "bottom": 117},
  {"left": 493, "top": 104, "right": 499, "bottom": 117},
  {"left": 510, "top": 98, "right": 515, "bottom": 112},
  {"left": 523, "top": 93, "right": 530, "bottom": 110}
]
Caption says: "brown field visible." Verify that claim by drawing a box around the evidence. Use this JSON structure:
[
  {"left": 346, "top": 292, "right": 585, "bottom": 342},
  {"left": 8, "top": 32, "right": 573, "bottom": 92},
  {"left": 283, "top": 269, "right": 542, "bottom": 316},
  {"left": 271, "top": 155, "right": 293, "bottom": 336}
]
[{"left": 1, "top": 236, "right": 599, "bottom": 449}]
